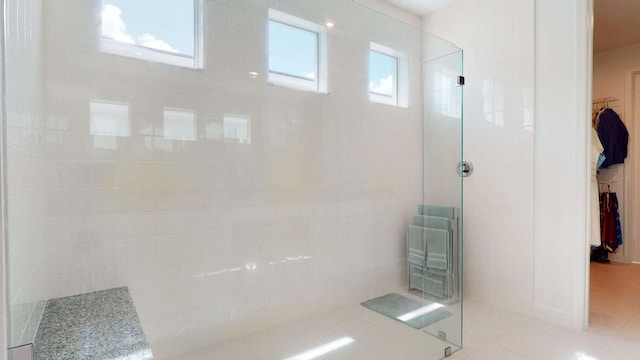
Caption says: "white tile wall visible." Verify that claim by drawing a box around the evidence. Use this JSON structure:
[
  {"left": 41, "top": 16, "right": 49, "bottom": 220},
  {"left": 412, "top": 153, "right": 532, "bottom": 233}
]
[
  {"left": 423, "top": 0, "right": 535, "bottom": 315},
  {"left": 532, "top": 0, "right": 591, "bottom": 329},
  {"left": 5, "top": 0, "right": 48, "bottom": 348},
  {"left": 4, "top": 0, "right": 438, "bottom": 357}
]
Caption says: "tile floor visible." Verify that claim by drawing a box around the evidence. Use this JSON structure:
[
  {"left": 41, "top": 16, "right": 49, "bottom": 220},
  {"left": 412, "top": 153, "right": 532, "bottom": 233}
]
[
  {"left": 175, "top": 291, "right": 459, "bottom": 360},
  {"left": 172, "top": 263, "right": 640, "bottom": 359},
  {"left": 450, "top": 262, "right": 640, "bottom": 360}
]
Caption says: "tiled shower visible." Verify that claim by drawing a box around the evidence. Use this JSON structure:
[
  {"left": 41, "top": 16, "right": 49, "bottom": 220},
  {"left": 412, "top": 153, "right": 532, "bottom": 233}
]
[{"left": 3, "top": 0, "right": 463, "bottom": 358}]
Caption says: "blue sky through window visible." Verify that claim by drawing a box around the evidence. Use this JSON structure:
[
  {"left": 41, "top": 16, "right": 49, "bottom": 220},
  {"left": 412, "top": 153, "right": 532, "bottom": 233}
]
[
  {"left": 268, "top": 21, "right": 318, "bottom": 81},
  {"left": 369, "top": 51, "right": 397, "bottom": 97},
  {"left": 102, "top": 0, "right": 194, "bottom": 56}
]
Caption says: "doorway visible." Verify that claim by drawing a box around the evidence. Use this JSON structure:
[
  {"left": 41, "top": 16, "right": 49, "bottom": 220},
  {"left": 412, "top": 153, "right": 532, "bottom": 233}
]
[{"left": 589, "top": 0, "right": 640, "bottom": 332}]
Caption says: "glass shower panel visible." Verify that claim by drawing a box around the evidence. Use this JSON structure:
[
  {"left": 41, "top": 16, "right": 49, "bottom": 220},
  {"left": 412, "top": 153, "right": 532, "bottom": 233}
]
[
  {"left": 3, "top": 0, "right": 463, "bottom": 358},
  {"left": 412, "top": 41, "right": 464, "bottom": 354}
]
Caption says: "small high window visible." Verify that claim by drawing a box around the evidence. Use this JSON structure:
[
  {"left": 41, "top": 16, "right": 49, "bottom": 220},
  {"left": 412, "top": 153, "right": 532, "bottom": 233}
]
[
  {"left": 369, "top": 42, "right": 408, "bottom": 107},
  {"left": 100, "top": 0, "right": 203, "bottom": 69},
  {"left": 268, "top": 9, "right": 328, "bottom": 92},
  {"left": 369, "top": 51, "right": 398, "bottom": 104}
]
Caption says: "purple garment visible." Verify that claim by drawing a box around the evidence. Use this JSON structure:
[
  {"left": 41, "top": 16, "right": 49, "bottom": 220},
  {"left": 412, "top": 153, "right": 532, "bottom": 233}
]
[{"left": 597, "top": 108, "right": 628, "bottom": 168}]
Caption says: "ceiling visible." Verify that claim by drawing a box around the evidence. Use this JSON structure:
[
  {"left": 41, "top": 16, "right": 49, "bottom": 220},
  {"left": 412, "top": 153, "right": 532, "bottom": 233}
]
[
  {"left": 382, "top": 0, "right": 454, "bottom": 15},
  {"left": 594, "top": 0, "right": 640, "bottom": 53},
  {"left": 384, "top": 0, "right": 640, "bottom": 54}
]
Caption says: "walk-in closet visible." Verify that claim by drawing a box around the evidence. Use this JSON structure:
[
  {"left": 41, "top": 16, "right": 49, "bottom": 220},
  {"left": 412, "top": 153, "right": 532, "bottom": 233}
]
[{"left": 589, "top": 0, "right": 640, "bottom": 334}]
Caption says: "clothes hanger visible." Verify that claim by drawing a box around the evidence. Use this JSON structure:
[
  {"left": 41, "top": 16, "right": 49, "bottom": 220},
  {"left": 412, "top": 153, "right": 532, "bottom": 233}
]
[{"left": 592, "top": 110, "right": 598, "bottom": 129}]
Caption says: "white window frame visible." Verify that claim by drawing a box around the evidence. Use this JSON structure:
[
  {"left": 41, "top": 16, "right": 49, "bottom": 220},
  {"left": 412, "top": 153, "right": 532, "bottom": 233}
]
[
  {"left": 268, "top": 9, "right": 328, "bottom": 93},
  {"left": 369, "top": 42, "right": 408, "bottom": 108},
  {"left": 100, "top": 0, "right": 205, "bottom": 69}
]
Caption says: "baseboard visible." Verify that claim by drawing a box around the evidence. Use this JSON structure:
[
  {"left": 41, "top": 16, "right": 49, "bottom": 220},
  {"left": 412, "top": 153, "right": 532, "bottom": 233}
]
[{"left": 533, "top": 302, "right": 584, "bottom": 331}]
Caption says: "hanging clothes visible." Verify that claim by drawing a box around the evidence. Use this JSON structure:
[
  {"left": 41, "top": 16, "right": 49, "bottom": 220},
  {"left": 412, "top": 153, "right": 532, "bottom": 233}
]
[
  {"left": 600, "top": 191, "right": 622, "bottom": 253},
  {"left": 614, "top": 193, "right": 623, "bottom": 247},
  {"left": 597, "top": 108, "right": 629, "bottom": 168}
]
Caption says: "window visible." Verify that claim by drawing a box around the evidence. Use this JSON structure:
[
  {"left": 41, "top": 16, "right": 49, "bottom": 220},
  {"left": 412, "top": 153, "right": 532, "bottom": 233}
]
[
  {"left": 369, "top": 51, "right": 397, "bottom": 105},
  {"left": 369, "top": 42, "right": 408, "bottom": 107},
  {"left": 100, "top": 0, "right": 203, "bottom": 69},
  {"left": 268, "top": 9, "right": 328, "bottom": 92}
]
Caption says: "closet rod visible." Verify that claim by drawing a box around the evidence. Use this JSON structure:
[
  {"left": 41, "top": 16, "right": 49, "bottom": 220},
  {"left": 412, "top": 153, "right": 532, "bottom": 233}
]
[
  {"left": 597, "top": 180, "right": 617, "bottom": 193},
  {"left": 592, "top": 97, "right": 619, "bottom": 106}
]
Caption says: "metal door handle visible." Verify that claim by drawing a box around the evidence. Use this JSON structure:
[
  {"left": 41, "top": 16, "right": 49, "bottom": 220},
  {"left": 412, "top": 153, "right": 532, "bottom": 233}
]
[{"left": 457, "top": 160, "right": 473, "bottom": 177}]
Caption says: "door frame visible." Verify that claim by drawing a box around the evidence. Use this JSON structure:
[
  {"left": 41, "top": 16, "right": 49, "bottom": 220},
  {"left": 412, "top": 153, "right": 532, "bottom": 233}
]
[
  {"left": 626, "top": 68, "right": 640, "bottom": 263},
  {"left": 584, "top": 0, "right": 594, "bottom": 330}
]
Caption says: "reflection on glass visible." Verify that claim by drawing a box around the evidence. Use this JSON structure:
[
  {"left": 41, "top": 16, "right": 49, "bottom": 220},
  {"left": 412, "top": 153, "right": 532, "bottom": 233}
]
[
  {"left": 494, "top": 81, "right": 504, "bottom": 127},
  {"left": 204, "top": 119, "right": 223, "bottom": 140},
  {"left": 223, "top": 114, "right": 251, "bottom": 144},
  {"left": 90, "top": 101, "right": 131, "bottom": 149},
  {"left": 574, "top": 352, "right": 598, "bottom": 360},
  {"left": 482, "top": 78, "right": 493, "bottom": 123},
  {"left": 482, "top": 78, "right": 506, "bottom": 127},
  {"left": 284, "top": 337, "right": 355, "bottom": 360},
  {"left": 434, "top": 72, "right": 459, "bottom": 117},
  {"left": 90, "top": 101, "right": 131, "bottom": 136},
  {"left": 523, "top": 88, "right": 534, "bottom": 132},
  {"left": 164, "top": 108, "right": 197, "bottom": 141},
  {"left": 396, "top": 302, "right": 444, "bottom": 322}
]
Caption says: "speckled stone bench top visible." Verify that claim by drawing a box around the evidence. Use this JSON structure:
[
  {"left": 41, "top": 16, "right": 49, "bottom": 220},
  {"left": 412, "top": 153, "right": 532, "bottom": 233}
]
[{"left": 33, "top": 287, "right": 153, "bottom": 360}]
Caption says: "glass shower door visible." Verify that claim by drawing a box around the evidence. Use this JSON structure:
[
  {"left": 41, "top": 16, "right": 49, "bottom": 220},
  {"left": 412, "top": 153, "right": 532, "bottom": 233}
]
[{"left": 406, "top": 37, "right": 464, "bottom": 357}]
